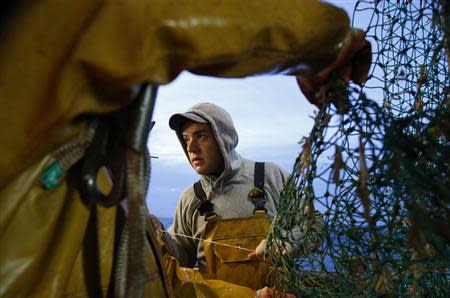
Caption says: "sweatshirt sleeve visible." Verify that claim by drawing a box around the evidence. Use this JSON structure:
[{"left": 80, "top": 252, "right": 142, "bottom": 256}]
[
  {"left": 264, "top": 162, "right": 290, "bottom": 206},
  {"left": 265, "top": 162, "right": 325, "bottom": 256},
  {"left": 163, "top": 188, "right": 199, "bottom": 268},
  {"left": 282, "top": 201, "right": 326, "bottom": 256}
]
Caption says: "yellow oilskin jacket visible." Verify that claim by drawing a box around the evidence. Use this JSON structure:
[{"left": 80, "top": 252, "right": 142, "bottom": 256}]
[
  {"left": 0, "top": 0, "right": 349, "bottom": 297},
  {"left": 202, "top": 212, "right": 273, "bottom": 290}
]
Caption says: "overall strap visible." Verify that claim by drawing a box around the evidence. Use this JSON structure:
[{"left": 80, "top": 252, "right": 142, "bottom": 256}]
[
  {"left": 194, "top": 181, "right": 216, "bottom": 221},
  {"left": 249, "top": 162, "right": 267, "bottom": 214},
  {"left": 254, "top": 162, "right": 265, "bottom": 191}
]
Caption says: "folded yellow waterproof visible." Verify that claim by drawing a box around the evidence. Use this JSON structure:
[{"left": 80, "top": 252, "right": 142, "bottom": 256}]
[{"left": 0, "top": 0, "right": 349, "bottom": 296}]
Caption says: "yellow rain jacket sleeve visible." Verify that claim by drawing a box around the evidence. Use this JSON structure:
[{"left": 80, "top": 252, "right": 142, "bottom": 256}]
[{"left": 0, "top": 0, "right": 349, "bottom": 297}]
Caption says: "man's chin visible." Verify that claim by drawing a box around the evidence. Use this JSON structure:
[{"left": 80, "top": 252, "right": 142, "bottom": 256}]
[{"left": 193, "top": 166, "right": 206, "bottom": 175}]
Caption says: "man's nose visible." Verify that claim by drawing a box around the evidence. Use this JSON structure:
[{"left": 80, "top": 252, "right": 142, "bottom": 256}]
[{"left": 187, "top": 140, "right": 199, "bottom": 153}]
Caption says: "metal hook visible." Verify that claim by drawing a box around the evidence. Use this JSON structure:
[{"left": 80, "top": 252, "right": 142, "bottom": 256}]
[{"left": 80, "top": 83, "right": 158, "bottom": 206}]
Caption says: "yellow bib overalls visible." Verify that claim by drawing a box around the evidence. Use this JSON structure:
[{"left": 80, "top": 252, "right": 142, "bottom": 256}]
[{"left": 195, "top": 162, "right": 273, "bottom": 290}]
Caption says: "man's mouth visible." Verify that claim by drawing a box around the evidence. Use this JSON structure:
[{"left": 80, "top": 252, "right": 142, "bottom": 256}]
[{"left": 191, "top": 157, "right": 203, "bottom": 165}]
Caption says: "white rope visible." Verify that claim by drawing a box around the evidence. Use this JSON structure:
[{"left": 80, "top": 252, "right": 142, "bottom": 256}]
[{"left": 159, "top": 230, "right": 255, "bottom": 252}]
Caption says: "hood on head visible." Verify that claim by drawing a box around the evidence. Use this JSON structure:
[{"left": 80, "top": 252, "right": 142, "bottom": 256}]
[{"left": 169, "top": 102, "right": 239, "bottom": 183}]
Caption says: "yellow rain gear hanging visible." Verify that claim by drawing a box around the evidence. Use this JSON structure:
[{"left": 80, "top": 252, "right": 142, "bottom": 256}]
[{"left": 0, "top": 0, "right": 349, "bottom": 297}]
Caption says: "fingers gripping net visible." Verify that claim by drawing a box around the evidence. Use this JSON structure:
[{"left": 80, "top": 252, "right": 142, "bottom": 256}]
[{"left": 267, "top": 1, "right": 449, "bottom": 297}]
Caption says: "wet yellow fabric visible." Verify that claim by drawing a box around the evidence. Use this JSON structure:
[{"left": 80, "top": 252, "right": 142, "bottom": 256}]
[
  {"left": 202, "top": 214, "right": 273, "bottom": 290},
  {"left": 0, "top": 0, "right": 349, "bottom": 297},
  {"left": 0, "top": 156, "right": 171, "bottom": 297},
  {"left": 160, "top": 238, "right": 256, "bottom": 297}
]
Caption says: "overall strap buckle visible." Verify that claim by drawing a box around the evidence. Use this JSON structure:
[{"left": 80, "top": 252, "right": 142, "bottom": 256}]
[{"left": 249, "top": 162, "right": 267, "bottom": 214}]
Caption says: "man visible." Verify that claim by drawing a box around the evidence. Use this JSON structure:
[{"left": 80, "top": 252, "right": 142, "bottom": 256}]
[
  {"left": 0, "top": 0, "right": 370, "bottom": 297},
  {"left": 163, "top": 102, "right": 324, "bottom": 290}
]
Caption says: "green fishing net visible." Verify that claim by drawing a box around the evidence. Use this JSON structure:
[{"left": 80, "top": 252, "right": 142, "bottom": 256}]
[{"left": 267, "top": 1, "right": 449, "bottom": 296}]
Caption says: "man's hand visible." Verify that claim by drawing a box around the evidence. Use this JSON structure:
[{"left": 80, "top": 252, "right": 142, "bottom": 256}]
[
  {"left": 256, "top": 287, "right": 296, "bottom": 298},
  {"left": 297, "top": 29, "right": 372, "bottom": 109},
  {"left": 248, "top": 239, "right": 293, "bottom": 261}
]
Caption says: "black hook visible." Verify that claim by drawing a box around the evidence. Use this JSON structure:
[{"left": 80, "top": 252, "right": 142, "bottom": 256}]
[{"left": 80, "top": 83, "right": 158, "bottom": 206}]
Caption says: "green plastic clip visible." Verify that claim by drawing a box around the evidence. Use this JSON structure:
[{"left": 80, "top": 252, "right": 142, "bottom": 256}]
[{"left": 40, "top": 160, "right": 64, "bottom": 190}]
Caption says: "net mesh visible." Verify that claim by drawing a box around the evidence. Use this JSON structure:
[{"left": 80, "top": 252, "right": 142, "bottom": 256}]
[{"left": 267, "top": 1, "right": 450, "bottom": 296}]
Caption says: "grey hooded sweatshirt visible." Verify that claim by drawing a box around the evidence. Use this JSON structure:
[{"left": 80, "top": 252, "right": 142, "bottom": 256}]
[{"left": 164, "top": 102, "right": 314, "bottom": 271}]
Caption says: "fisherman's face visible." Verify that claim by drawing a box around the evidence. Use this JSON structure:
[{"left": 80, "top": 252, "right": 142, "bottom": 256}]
[{"left": 181, "top": 121, "right": 224, "bottom": 176}]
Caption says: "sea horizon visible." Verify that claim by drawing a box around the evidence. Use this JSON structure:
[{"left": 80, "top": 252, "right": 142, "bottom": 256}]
[{"left": 158, "top": 217, "right": 174, "bottom": 229}]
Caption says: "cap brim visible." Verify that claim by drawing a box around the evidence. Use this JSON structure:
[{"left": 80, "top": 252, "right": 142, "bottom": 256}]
[{"left": 169, "top": 112, "right": 207, "bottom": 130}]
